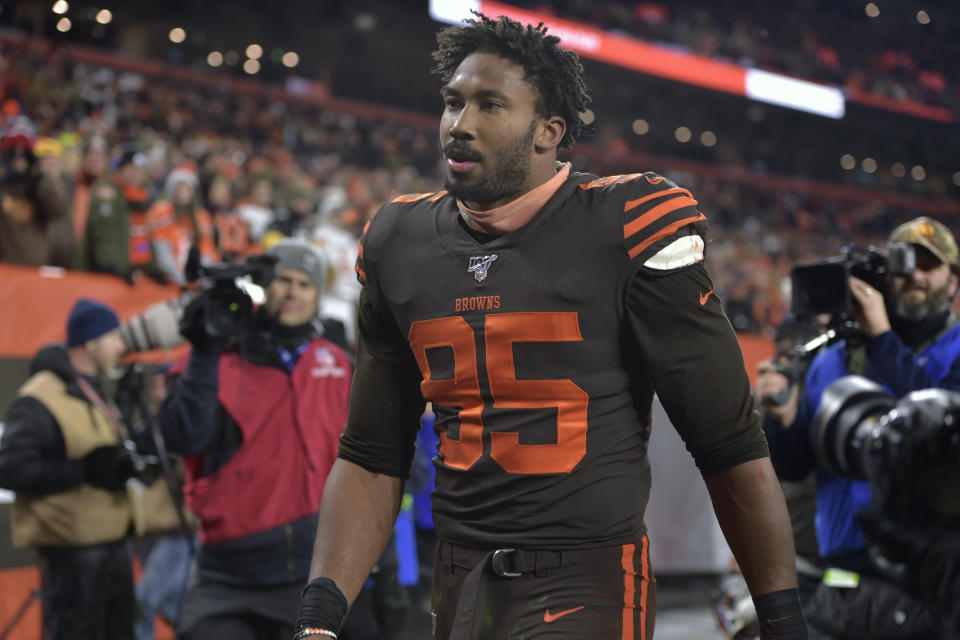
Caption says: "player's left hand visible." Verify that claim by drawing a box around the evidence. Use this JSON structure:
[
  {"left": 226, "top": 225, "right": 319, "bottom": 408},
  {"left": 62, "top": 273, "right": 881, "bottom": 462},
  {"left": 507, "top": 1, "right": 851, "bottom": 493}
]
[{"left": 849, "top": 276, "right": 891, "bottom": 338}]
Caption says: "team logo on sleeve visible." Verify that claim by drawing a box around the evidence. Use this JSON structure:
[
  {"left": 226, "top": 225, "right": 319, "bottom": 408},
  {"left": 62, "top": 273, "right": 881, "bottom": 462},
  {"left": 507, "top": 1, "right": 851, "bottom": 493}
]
[{"left": 467, "top": 255, "right": 498, "bottom": 282}]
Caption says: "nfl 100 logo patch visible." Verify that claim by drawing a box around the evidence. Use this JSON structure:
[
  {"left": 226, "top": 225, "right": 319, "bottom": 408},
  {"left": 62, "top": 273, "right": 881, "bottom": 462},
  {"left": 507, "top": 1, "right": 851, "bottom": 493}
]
[{"left": 467, "top": 255, "right": 497, "bottom": 282}]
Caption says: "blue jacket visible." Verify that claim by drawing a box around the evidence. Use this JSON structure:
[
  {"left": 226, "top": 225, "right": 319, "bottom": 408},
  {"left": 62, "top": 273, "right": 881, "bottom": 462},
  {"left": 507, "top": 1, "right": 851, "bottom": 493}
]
[{"left": 768, "top": 322, "right": 960, "bottom": 565}]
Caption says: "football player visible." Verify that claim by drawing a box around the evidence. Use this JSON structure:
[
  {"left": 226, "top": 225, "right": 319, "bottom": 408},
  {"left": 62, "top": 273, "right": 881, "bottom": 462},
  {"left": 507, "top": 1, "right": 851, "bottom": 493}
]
[{"left": 294, "top": 13, "right": 806, "bottom": 640}]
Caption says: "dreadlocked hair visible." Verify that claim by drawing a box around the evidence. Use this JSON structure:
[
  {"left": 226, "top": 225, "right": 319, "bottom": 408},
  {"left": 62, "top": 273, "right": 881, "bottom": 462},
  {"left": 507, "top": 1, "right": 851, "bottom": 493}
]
[{"left": 431, "top": 12, "right": 591, "bottom": 149}]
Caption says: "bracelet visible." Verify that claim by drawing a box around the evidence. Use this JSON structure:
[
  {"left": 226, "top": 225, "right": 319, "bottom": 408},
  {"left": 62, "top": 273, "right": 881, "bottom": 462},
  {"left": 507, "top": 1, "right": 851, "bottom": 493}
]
[{"left": 293, "top": 628, "right": 337, "bottom": 639}]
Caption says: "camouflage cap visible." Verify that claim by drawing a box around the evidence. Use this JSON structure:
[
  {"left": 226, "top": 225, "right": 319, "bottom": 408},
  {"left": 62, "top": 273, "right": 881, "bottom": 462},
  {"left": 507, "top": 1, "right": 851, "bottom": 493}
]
[{"left": 888, "top": 216, "right": 959, "bottom": 268}]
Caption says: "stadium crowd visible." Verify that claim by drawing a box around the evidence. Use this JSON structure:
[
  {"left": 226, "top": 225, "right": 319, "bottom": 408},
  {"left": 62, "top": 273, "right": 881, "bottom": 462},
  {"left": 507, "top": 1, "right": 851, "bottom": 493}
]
[{"left": 0, "top": 39, "right": 946, "bottom": 337}]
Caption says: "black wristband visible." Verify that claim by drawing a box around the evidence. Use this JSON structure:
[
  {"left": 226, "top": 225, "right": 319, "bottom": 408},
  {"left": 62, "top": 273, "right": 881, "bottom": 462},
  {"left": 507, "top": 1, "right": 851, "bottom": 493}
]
[
  {"left": 295, "top": 577, "right": 349, "bottom": 636},
  {"left": 753, "top": 588, "right": 808, "bottom": 640}
]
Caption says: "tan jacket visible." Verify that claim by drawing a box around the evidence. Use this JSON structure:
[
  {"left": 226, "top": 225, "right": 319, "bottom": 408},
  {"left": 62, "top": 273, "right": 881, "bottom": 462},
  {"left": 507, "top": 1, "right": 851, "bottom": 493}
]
[{"left": 12, "top": 371, "right": 144, "bottom": 547}]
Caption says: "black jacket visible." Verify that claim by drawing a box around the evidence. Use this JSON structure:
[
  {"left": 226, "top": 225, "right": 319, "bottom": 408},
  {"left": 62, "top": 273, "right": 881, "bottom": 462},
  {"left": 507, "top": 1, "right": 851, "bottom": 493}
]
[{"left": 0, "top": 345, "right": 87, "bottom": 494}]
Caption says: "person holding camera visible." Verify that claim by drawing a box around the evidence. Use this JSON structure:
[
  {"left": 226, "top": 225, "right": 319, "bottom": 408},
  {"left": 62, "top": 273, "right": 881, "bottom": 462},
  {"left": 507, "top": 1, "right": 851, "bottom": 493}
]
[
  {"left": 159, "top": 239, "right": 352, "bottom": 639},
  {"left": 0, "top": 298, "right": 143, "bottom": 640},
  {"left": 765, "top": 216, "right": 960, "bottom": 638}
]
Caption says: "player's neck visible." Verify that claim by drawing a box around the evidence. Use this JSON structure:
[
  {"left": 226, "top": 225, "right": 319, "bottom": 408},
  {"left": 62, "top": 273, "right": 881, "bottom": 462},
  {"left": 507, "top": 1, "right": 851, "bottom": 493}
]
[{"left": 458, "top": 163, "right": 570, "bottom": 235}]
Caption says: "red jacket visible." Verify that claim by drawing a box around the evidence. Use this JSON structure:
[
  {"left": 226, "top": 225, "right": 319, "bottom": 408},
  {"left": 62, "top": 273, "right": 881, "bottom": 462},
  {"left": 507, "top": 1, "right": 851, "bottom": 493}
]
[{"left": 181, "top": 337, "right": 351, "bottom": 545}]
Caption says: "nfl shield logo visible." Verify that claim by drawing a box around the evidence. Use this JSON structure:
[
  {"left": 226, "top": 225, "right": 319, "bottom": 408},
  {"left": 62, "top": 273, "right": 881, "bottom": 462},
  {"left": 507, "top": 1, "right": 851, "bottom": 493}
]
[{"left": 467, "top": 255, "right": 497, "bottom": 282}]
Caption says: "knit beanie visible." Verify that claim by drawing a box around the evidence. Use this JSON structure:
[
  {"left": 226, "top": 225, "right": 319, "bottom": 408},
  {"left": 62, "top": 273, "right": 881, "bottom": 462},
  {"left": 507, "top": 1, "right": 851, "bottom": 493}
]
[
  {"left": 267, "top": 239, "right": 327, "bottom": 293},
  {"left": 66, "top": 299, "right": 120, "bottom": 347}
]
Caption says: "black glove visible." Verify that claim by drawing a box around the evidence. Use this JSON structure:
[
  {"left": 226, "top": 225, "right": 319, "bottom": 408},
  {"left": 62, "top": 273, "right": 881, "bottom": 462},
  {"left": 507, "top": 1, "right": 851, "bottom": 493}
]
[
  {"left": 178, "top": 295, "right": 213, "bottom": 350},
  {"left": 82, "top": 445, "right": 137, "bottom": 491}
]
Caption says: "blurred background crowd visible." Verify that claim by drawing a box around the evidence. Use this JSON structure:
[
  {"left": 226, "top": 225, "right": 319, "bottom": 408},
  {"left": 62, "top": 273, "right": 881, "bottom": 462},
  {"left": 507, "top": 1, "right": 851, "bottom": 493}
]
[{"left": 1, "top": 0, "right": 957, "bottom": 339}]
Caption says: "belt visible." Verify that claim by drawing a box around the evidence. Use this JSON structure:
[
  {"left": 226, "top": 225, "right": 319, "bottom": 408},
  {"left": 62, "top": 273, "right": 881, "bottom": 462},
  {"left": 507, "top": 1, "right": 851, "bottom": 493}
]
[{"left": 438, "top": 538, "right": 624, "bottom": 577}]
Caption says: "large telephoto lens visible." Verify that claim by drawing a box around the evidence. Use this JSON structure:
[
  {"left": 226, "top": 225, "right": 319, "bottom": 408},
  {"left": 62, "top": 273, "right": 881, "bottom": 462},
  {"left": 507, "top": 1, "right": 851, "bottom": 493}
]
[{"left": 812, "top": 376, "right": 896, "bottom": 478}]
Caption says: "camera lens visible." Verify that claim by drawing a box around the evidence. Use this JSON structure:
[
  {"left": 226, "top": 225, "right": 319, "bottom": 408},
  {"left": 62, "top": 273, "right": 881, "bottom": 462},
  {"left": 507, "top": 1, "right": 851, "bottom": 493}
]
[{"left": 813, "top": 376, "right": 895, "bottom": 478}]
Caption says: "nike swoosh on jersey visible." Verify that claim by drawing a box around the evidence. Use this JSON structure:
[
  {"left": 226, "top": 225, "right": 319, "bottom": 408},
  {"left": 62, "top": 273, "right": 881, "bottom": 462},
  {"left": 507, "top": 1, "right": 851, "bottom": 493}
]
[
  {"left": 543, "top": 606, "right": 584, "bottom": 623},
  {"left": 700, "top": 290, "right": 713, "bottom": 305}
]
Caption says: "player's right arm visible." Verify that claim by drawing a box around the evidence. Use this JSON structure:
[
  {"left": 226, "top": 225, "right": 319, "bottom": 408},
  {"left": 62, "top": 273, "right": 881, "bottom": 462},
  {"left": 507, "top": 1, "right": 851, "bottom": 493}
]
[{"left": 297, "top": 207, "right": 426, "bottom": 637}]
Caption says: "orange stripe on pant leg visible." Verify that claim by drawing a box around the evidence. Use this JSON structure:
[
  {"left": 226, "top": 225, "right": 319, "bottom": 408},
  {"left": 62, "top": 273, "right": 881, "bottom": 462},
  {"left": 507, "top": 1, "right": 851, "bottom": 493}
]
[
  {"left": 639, "top": 536, "right": 650, "bottom": 640},
  {"left": 621, "top": 543, "right": 636, "bottom": 640}
]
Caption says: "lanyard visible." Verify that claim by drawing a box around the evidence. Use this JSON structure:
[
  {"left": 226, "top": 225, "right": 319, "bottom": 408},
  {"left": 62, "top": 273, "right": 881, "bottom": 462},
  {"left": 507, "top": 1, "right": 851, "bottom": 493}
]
[
  {"left": 276, "top": 341, "right": 310, "bottom": 373},
  {"left": 75, "top": 375, "right": 124, "bottom": 439}
]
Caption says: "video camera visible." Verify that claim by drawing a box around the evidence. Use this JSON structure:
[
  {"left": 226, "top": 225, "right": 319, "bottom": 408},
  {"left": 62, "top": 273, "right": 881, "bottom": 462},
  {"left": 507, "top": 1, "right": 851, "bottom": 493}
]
[
  {"left": 790, "top": 244, "right": 916, "bottom": 318},
  {"left": 812, "top": 376, "right": 960, "bottom": 523},
  {"left": 120, "top": 250, "right": 277, "bottom": 352}
]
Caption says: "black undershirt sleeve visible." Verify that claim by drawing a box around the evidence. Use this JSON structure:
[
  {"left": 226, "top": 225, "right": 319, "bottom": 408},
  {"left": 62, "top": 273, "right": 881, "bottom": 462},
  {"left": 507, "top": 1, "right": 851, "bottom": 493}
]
[
  {"left": 625, "top": 262, "right": 769, "bottom": 476},
  {"left": 337, "top": 287, "right": 426, "bottom": 478}
]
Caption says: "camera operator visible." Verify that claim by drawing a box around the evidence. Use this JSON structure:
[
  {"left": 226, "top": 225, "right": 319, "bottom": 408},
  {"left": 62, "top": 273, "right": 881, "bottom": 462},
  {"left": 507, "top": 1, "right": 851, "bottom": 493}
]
[
  {"left": 755, "top": 316, "right": 827, "bottom": 637},
  {"left": 767, "top": 217, "right": 960, "bottom": 638},
  {"left": 0, "top": 299, "right": 142, "bottom": 640},
  {"left": 159, "top": 239, "right": 352, "bottom": 639}
]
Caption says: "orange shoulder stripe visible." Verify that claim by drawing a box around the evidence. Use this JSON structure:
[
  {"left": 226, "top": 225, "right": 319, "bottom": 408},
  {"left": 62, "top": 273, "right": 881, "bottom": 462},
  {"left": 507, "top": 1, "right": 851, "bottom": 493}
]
[
  {"left": 624, "top": 187, "right": 694, "bottom": 213},
  {"left": 355, "top": 262, "right": 367, "bottom": 281},
  {"left": 428, "top": 191, "right": 448, "bottom": 202},
  {"left": 623, "top": 195, "right": 698, "bottom": 239},
  {"left": 628, "top": 213, "right": 707, "bottom": 259},
  {"left": 357, "top": 240, "right": 364, "bottom": 259},
  {"left": 579, "top": 173, "right": 643, "bottom": 190},
  {"left": 392, "top": 192, "right": 436, "bottom": 203}
]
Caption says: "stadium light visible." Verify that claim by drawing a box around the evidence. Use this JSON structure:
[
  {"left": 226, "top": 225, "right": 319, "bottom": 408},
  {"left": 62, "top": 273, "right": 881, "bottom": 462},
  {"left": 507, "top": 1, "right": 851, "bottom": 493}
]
[
  {"left": 953, "top": 172, "right": 960, "bottom": 187},
  {"left": 95, "top": 9, "right": 112, "bottom": 24},
  {"left": 282, "top": 51, "right": 300, "bottom": 68},
  {"left": 865, "top": 3, "right": 879, "bottom": 18},
  {"left": 169, "top": 27, "right": 186, "bottom": 44},
  {"left": 632, "top": 119, "right": 649, "bottom": 135},
  {"left": 700, "top": 131, "right": 717, "bottom": 147},
  {"left": 891, "top": 162, "right": 906, "bottom": 178},
  {"left": 840, "top": 154, "right": 856, "bottom": 170},
  {"left": 674, "top": 126, "right": 691, "bottom": 143},
  {"left": 246, "top": 44, "right": 263, "bottom": 60},
  {"left": 56, "top": 17, "right": 71, "bottom": 31},
  {"left": 580, "top": 109, "right": 595, "bottom": 125},
  {"left": 207, "top": 51, "right": 223, "bottom": 67},
  {"left": 911, "top": 165, "right": 926, "bottom": 181},
  {"left": 52, "top": 1, "right": 68, "bottom": 15},
  {"left": 243, "top": 59, "right": 261, "bottom": 74},
  {"left": 862, "top": 157, "right": 877, "bottom": 173},
  {"left": 916, "top": 10, "right": 931, "bottom": 24}
]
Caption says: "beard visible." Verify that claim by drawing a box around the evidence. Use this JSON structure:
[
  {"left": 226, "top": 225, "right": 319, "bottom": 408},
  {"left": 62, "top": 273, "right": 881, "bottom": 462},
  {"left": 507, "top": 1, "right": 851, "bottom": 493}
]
[
  {"left": 891, "top": 280, "right": 954, "bottom": 321},
  {"left": 443, "top": 120, "right": 536, "bottom": 206}
]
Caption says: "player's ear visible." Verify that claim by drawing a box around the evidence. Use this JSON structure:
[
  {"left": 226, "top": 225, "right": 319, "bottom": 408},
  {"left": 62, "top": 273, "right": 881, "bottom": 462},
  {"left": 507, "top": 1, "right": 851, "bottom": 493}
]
[{"left": 535, "top": 115, "right": 566, "bottom": 152}]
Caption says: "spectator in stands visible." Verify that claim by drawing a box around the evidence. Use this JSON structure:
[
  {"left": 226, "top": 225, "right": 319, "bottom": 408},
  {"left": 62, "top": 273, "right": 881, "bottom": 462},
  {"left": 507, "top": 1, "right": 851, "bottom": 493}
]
[
  {"left": 0, "top": 116, "right": 69, "bottom": 266},
  {"left": 76, "top": 147, "right": 155, "bottom": 281},
  {"left": 146, "top": 166, "right": 219, "bottom": 284},
  {"left": 159, "top": 240, "right": 352, "bottom": 639},
  {"left": 235, "top": 175, "right": 275, "bottom": 242},
  {"left": 260, "top": 181, "right": 316, "bottom": 247},
  {"left": 70, "top": 139, "right": 109, "bottom": 249},
  {"left": 0, "top": 299, "right": 142, "bottom": 640},
  {"left": 208, "top": 174, "right": 254, "bottom": 262}
]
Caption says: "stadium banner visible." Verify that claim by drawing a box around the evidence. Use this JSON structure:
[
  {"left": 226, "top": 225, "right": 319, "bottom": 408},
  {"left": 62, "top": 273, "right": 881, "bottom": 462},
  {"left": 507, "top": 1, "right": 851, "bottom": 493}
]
[{"left": 430, "top": 0, "right": 853, "bottom": 120}]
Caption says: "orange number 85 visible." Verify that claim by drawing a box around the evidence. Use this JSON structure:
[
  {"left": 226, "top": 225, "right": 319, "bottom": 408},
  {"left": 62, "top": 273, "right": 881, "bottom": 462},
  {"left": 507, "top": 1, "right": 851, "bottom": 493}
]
[{"left": 409, "top": 312, "right": 589, "bottom": 475}]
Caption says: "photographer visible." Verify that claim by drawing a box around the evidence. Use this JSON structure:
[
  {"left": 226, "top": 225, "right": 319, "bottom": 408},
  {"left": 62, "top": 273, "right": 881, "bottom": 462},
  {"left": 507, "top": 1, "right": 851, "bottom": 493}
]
[
  {"left": 0, "top": 299, "right": 142, "bottom": 640},
  {"left": 767, "top": 217, "right": 960, "bottom": 638},
  {"left": 159, "top": 239, "right": 352, "bottom": 639}
]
